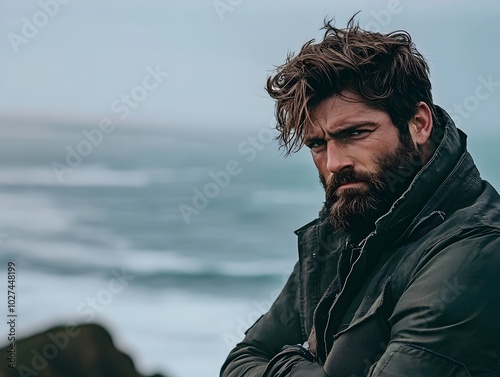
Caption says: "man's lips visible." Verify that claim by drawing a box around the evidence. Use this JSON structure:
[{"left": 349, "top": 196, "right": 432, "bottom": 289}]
[{"left": 336, "top": 181, "right": 364, "bottom": 190}]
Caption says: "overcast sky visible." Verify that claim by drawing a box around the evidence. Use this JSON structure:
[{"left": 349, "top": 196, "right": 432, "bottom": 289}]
[{"left": 1, "top": 0, "right": 500, "bottom": 133}]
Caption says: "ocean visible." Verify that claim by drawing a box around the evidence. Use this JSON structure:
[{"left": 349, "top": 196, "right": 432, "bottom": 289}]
[{"left": 0, "top": 121, "right": 498, "bottom": 377}]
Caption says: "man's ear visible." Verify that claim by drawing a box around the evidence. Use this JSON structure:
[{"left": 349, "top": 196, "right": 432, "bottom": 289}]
[{"left": 408, "top": 101, "right": 433, "bottom": 148}]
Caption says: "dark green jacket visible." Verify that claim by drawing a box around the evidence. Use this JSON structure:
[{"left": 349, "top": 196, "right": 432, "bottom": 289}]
[{"left": 220, "top": 107, "right": 500, "bottom": 377}]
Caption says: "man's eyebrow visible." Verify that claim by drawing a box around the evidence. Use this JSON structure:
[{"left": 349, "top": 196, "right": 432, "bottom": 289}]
[
  {"left": 327, "top": 121, "right": 378, "bottom": 138},
  {"left": 304, "top": 121, "right": 379, "bottom": 143}
]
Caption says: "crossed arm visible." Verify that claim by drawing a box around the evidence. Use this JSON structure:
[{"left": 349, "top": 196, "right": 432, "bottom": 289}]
[{"left": 220, "top": 230, "right": 500, "bottom": 377}]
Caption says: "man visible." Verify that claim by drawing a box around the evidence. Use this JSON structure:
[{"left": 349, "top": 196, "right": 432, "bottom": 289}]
[{"left": 220, "top": 18, "right": 500, "bottom": 377}]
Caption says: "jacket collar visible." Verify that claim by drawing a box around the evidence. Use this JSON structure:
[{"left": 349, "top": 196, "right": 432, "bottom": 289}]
[{"left": 373, "top": 106, "right": 481, "bottom": 243}]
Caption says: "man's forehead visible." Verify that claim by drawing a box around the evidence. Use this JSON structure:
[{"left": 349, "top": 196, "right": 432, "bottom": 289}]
[
  {"left": 306, "top": 108, "right": 374, "bottom": 137},
  {"left": 305, "top": 93, "right": 390, "bottom": 137},
  {"left": 309, "top": 93, "right": 369, "bottom": 121}
]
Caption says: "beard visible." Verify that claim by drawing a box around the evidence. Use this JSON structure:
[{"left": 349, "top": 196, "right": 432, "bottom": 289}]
[{"left": 320, "top": 133, "right": 422, "bottom": 238}]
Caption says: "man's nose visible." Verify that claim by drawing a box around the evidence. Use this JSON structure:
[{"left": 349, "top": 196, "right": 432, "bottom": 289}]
[{"left": 326, "top": 143, "right": 354, "bottom": 174}]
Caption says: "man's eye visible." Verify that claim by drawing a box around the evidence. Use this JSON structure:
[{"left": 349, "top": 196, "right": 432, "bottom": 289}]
[
  {"left": 349, "top": 129, "right": 369, "bottom": 137},
  {"left": 307, "top": 140, "right": 326, "bottom": 149}
]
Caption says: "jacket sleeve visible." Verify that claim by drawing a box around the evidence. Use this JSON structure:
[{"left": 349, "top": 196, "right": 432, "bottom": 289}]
[
  {"left": 220, "top": 262, "right": 329, "bottom": 377},
  {"left": 367, "top": 228, "right": 500, "bottom": 377}
]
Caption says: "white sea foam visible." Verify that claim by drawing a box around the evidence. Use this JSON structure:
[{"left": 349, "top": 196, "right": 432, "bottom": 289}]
[
  {"left": 0, "top": 165, "right": 224, "bottom": 187},
  {"left": 0, "top": 166, "right": 151, "bottom": 187},
  {"left": 5, "top": 238, "right": 292, "bottom": 279},
  {"left": 0, "top": 192, "right": 76, "bottom": 232}
]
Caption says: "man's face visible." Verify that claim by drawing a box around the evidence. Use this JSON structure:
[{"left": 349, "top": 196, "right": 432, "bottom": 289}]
[{"left": 305, "top": 91, "right": 422, "bottom": 235}]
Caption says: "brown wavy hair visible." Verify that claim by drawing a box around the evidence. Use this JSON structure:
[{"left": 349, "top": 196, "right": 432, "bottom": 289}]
[{"left": 266, "top": 16, "right": 436, "bottom": 155}]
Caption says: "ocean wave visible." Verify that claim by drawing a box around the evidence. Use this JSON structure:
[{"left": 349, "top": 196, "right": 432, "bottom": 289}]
[
  {"left": 0, "top": 192, "right": 77, "bottom": 232},
  {"left": 2, "top": 241, "right": 292, "bottom": 280},
  {"left": 0, "top": 165, "right": 226, "bottom": 187},
  {"left": 0, "top": 166, "right": 150, "bottom": 187}
]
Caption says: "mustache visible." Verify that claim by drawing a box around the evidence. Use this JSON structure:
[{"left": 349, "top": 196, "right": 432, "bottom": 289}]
[
  {"left": 321, "top": 168, "right": 386, "bottom": 205},
  {"left": 322, "top": 169, "right": 384, "bottom": 192}
]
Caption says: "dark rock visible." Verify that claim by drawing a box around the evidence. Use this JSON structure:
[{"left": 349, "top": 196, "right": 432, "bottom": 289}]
[{"left": 0, "top": 323, "right": 167, "bottom": 377}]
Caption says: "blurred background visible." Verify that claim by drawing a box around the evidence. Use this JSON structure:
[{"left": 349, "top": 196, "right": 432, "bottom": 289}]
[{"left": 0, "top": 1, "right": 499, "bottom": 376}]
